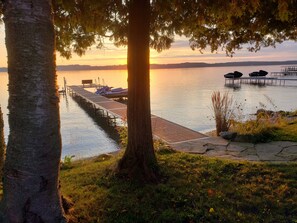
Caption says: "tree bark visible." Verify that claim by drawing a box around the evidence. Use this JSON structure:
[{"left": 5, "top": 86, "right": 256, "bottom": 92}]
[
  {"left": 1, "top": 0, "right": 66, "bottom": 222},
  {"left": 118, "top": 0, "right": 159, "bottom": 183},
  {"left": 0, "top": 106, "right": 5, "bottom": 178}
]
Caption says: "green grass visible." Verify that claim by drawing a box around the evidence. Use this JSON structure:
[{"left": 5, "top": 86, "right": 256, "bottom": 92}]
[
  {"left": 272, "top": 119, "right": 297, "bottom": 142},
  {"left": 231, "top": 110, "right": 297, "bottom": 143},
  {"left": 61, "top": 150, "right": 297, "bottom": 223}
]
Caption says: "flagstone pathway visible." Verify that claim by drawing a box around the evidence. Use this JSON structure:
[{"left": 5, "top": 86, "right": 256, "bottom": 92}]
[{"left": 171, "top": 137, "right": 297, "bottom": 162}]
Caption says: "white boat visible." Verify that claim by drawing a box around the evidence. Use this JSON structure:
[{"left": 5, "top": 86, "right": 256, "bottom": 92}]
[{"left": 95, "top": 86, "right": 128, "bottom": 98}]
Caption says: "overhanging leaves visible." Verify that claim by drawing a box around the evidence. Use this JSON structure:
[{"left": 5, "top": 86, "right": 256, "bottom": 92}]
[{"left": 53, "top": 0, "right": 297, "bottom": 58}]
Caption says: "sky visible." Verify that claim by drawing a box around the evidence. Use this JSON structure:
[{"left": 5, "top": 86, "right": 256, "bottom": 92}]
[{"left": 0, "top": 25, "right": 297, "bottom": 67}]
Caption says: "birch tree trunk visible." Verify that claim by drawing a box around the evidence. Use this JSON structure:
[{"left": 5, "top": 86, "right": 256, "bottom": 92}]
[
  {"left": 0, "top": 106, "right": 5, "bottom": 178},
  {"left": 1, "top": 0, "right": 66, "bottom": 222}
]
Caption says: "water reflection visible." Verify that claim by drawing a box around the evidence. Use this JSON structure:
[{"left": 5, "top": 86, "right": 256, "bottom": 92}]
[
  {"left": 58, "top": 66, "right": 297, "bottom": 134},
  {"left": 0, "top": 72, "right": 119, "bottom": 159},
  {"left": 224, "top": 83, "right": 241, "bottom": 90},
  {"left": 1, "top": 64, "right": 297, "bottom": 158},
  {"left": 59, "top": 92, "right": 119, "bottom": 159},
  {"left": 71, "top": 94, "right": 120, "bottom": 143}
]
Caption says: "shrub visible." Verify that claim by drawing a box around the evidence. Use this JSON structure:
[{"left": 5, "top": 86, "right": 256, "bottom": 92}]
[
  {"left": 61, "top": 155, "right": 75, "bottom": 170},
  {"left": 211, "top": 91, "right": 234, "bottom": 136},
  {"left": 231, "top": 109, "right": 287, "bottom": 143},
  {"left": 117, "top": 126, "right": 128, "bottom": 149}
]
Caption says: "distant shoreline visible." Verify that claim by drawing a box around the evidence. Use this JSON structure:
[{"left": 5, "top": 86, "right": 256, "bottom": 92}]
[{"left": 1, "top": 60, "right": 297, "bottom": 72}]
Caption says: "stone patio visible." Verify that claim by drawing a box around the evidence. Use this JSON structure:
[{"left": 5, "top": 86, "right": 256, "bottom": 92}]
[{"left": 170, "top": 137, "right": 297, "bottom": 162}]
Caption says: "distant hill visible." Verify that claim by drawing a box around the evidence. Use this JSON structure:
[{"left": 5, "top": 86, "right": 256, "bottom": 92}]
[
  {"left": 151, "top": 61, "right": 297, "bottom": 69},
  {"left": 57, "top": 64, "right": 127, "bottom": 71},
  {"left": 1, "top": 60, "right": 297, "bottom": 72},
  {"left": 0, "top": 67, "right": 7, "bottom": 72},
  {"left": 57, "top": 60, "right": 297, "bottom": 71}
]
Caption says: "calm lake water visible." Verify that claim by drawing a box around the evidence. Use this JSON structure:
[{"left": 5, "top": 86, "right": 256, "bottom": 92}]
[{"left": 1, "top": 65, "right": 297, "bottom": 158}]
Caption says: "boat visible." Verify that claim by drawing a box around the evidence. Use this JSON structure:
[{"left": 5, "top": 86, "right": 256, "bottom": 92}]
[
  {"left": 95, "top": 86, "right": 111, "bottom": 95},
  {"left": 249, "top": 70, "right": 268, "bottom": 77},
  {"left": 224, "top": 71, "right": 243, "bottom": 78},
  {"left": 224, "top": 73, "right": 235, "bottom": 78},
  {"left": 95, "top": 86, "right": 128, "bottom": 98},
  {"left": 233, "top": 71, "right": 243, "bottom": 77},
  {"left": 259, "top": 70, "right": 268, "bottom": 76},
  {"left": 105, "top": 89, "right": 128, "bottom": 98},
  {"left": 249, "top": 71, "right": 259, "bottom": 77}
]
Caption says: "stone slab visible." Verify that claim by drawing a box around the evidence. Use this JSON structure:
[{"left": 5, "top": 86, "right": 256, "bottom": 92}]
[
  {"left": 255, "top": 143, "right": 284, "bottom": 161},
  {"left": 277, "top": 145, "right": 297, "bottom": 161},
  {"left": 226, "top": 143, "right": 247, "bottom": 153},
  {"left": 171, "top": 141, "right": 208, "bottom": 154}
]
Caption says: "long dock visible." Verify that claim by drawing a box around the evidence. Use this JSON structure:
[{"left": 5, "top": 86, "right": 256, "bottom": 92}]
[
  {"left": 67, "top": 85, "right": 224, "bottom": 150},
  {"left": 225, "top": 76, "right": 297, "bottom": 87},
  {"left": 271, "top": 66, "right": 297, "bottom": 76},
  {"left": 65, "top": 85, "right": 297, "bottom": 162}
]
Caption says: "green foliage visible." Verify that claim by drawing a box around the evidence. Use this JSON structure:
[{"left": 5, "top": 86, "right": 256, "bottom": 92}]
[
  {"left": 230, "top": 96, "right": 297, "bottom": 143},
  {"left": 117, "top": 126, "right": 128, "bottom": 149},
  {"left": 232, "top": 109, "right": 297, "bottom": 143},
  {"left": 233, "top": 122, "right": 276, "bottom": 143},
  {"left": 53, "top": 0, "right": 297, "bottom": 59},
  {"left": 61, "top": 155, "right": 75, "bottom": 170},
  {"left": 180, "top": 0, "right": 297, "bottom": 55},
  {"left": 232, "top": 108, "right": 288, "bottom": 143},
  {"left": 211, "top": 91, "right": 234, "bottom": 136},
  {"left": 60, "top": 152, "right": 297, "bottom": 223},
  {"left": 0, "top": 182, "right": 2, "bottom": 198},
  {"left": 51, "top": 0, "right": 115, "bottom": 56},
  {"left": 271, "top": 119, "right": 297, "bottom": 142}
]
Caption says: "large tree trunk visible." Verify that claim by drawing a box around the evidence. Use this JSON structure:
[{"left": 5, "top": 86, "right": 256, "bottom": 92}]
[
  {"left": 118, "top": 0, "right": 159, "bottom": 183},
  {"left": 1, "top": 0, "right": 66, "bottom": 222},
  {"left": 0, "top": 106, "right": 5, "bottom": 178}
]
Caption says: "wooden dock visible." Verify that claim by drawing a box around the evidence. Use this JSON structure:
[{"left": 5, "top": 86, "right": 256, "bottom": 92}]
[
  {"left": 225, "top": 76, "right": 297, "bottom": 87},
  {"left": 67, "top": 86, "right": 210, "bottom": 146},
  {"left": 271, "top": 66, "right": 297, "bottom": 76}
]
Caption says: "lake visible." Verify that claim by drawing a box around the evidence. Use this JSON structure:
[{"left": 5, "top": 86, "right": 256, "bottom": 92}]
[{"left": 1, "top": 65, "right": 297, "bottom": 158}]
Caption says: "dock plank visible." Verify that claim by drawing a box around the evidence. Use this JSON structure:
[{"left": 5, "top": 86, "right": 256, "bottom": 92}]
[
  {"left": 109, "top": 108, "right": 127, "bottom": 119},
  {"left": 95, "top": 101, "right": 126, "bottom": 110},
  {"left": 151, "top": 117, "right": 207, "bottom": 144}
]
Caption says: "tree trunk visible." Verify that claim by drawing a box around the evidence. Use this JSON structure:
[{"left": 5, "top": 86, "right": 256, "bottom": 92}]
[
  {"left": 1, "top": 0, "right": 66, "bottom": 222},
  {"left": 0, "top": 106, "right": 5, "bottom": 178},
  {"left": 118, "top": 0, "right": 159, "bottom": 183}
]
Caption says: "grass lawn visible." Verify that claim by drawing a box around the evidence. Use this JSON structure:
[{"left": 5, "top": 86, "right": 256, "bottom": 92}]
[
  {"left": 61, "top": 149, "right": 297, "bottom": 223},
  {"left": 272, "top": 119, "right": 297, "bottom": 142},
  {"left": 231, "top": 112, "right": 297, "bottom": 143}
]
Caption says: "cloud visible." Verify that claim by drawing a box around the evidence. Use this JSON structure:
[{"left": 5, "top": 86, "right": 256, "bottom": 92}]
[{"left": 150, "top": 38, "right": 297, "bottom": 64}]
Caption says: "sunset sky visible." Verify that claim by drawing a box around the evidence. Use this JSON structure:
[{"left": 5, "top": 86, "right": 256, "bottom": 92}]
[{"left": 0, "top": 26, "right": 297, "bottom": 67}]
